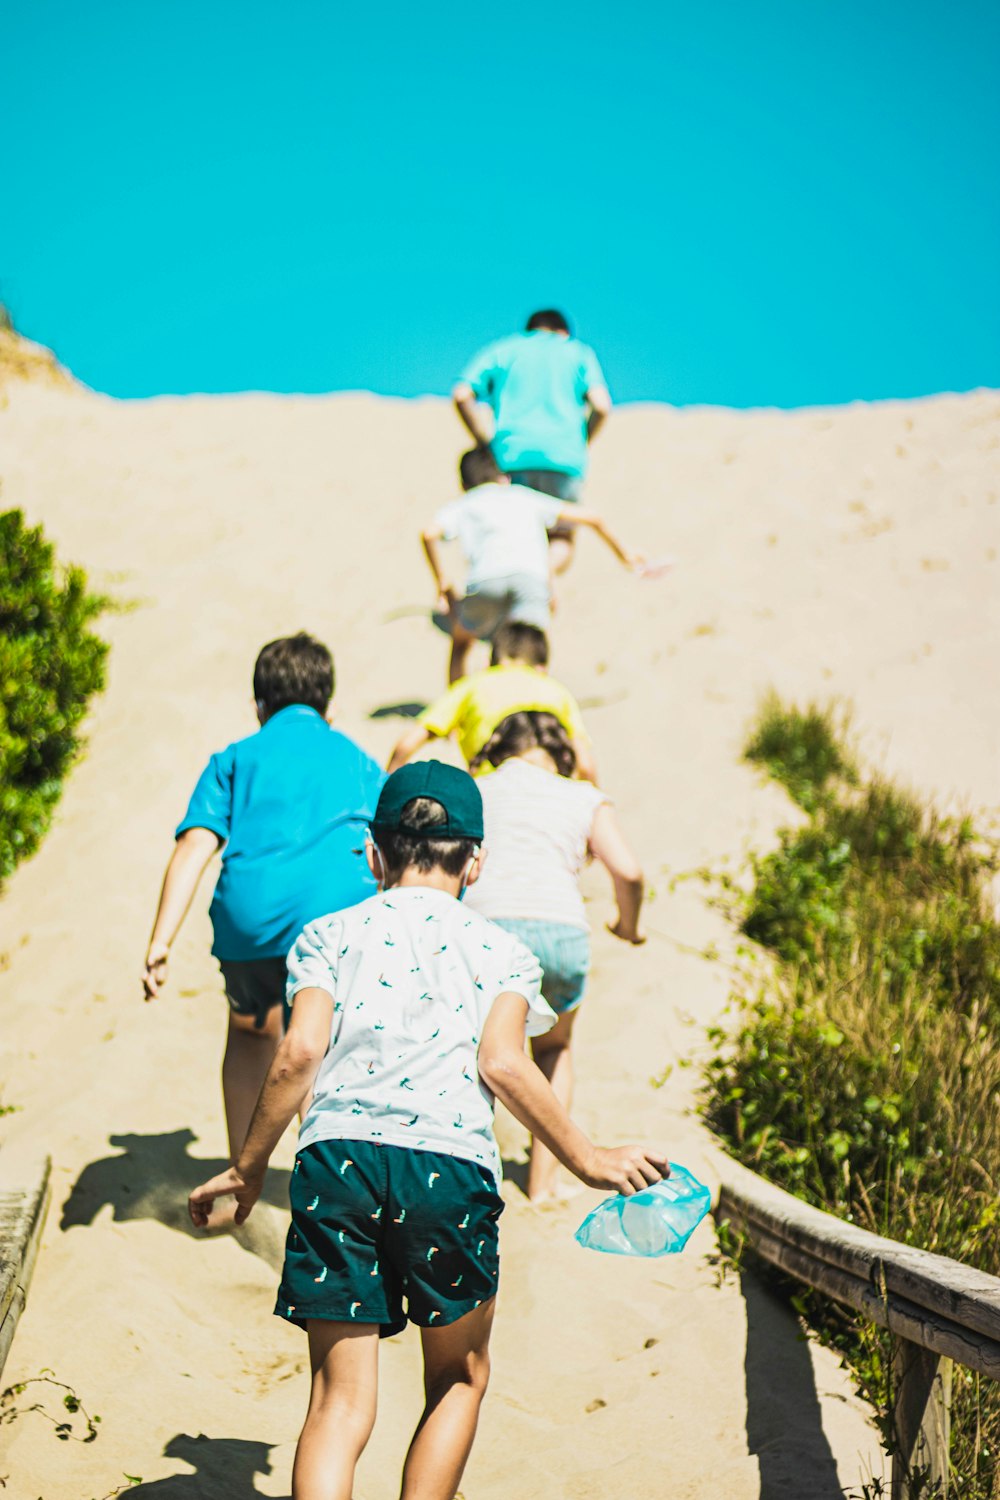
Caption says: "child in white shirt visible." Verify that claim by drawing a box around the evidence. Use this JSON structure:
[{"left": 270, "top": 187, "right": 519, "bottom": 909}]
[
  {"left": 421, "top": 446, "right": 644, "bottom": 683},
  {"left": 190, "top": 761, "right": 667, "bottom": 1500}
]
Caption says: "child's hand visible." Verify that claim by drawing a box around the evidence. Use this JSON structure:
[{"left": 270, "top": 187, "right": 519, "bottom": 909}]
[
  {"left": 436, "top": 583, "right": 457, "bottom": 615},
  {"left": 606, "top": 918, "right": 646, "bottom": 946},
  {"left": 142, "top": 941, "right": 171, "bottom": 999},
  {"left": 189, "top": 1165, "right": 264, "bottom": 1228},
  {"left": 583, "top": 1145, "right": 670, "bottom": 1197}
]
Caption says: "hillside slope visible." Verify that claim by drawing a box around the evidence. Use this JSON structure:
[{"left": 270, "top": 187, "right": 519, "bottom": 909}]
[{"left": 0, "top": 373, "right": 996, "bottom": 1496}]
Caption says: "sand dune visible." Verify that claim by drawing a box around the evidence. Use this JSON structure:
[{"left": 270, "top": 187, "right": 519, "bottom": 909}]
[{"left": 0, "top": 371, "right": 997, "bottom": 1497}]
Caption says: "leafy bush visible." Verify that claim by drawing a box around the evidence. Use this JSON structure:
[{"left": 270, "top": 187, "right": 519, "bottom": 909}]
[
  {"left": 744, "top": 690, "right": 857, "bottom": 812},
  {"left": 704, "top": 695, "right": 1000, "bottom": 1497},
  {"left": 0, "top": 509, "right": 108, "bottom": 882}
]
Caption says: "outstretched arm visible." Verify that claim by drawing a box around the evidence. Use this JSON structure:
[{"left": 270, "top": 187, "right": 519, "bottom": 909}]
[
  {"left": 189, "top": 987, "right": 333, "bottom": 1223},
  {"left": 479, "top": 993, "right": 667, "bottom": 1193},
  {"left": 388, "top": 722, "right": 435, "bottom": 772},
  {"left": 560, "top": 508, "right": 642, "bottom": 570},
  {"left": 452, "top": 382, "right": 492, "bottom": 447},
  {"left": 588, "top": 802, "right": 645, "bottom": 944},
  {"left": 420, "top": 525, "right": 456, "bottom": 607},
  {"left": 143, "top": 826, "right": 222, "bottom": 998}
]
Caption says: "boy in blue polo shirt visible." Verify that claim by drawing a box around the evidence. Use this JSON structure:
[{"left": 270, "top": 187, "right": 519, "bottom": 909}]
[
  {"left": 189, "top": 762, "right": 668, "bottom": 1500},
  {"left": 143, "top": 632, "right": 385, "bottom": 1160}
]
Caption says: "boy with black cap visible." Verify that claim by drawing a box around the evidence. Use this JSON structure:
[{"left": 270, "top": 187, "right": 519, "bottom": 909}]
[{"left": 189, "top": 763, "right": 668, "bottom": 1500}]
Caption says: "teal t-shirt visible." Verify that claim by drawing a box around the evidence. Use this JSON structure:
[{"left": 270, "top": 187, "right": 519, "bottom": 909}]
[
  {"left": 459, "top": 330, "right": 606, "bottom": 478},
  {"left": 176, "top": 705, "right": 385, "bottom": 961}
]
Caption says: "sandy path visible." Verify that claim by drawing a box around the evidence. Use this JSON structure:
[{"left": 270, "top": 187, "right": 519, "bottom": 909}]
[{"left": 0, "top": 380, "right": 996, "bottom": 1498}]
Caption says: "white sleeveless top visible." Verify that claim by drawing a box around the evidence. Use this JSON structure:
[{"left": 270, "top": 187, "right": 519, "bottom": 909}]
[{"left": 466, "top": 759, "right": 608, "bottom": 930}]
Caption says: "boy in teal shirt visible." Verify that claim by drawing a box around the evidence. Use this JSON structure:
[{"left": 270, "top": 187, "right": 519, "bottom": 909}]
[
  {"left": 452, "top": 309, "right": 612, "bottom": 573},
  {"left": 143, "top": 632, "right": 385, "bottom": 1160}
]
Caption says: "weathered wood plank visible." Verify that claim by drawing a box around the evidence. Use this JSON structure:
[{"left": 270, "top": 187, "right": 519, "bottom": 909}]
[
  {"left": 891, "top": 1343, "right": 950, "bottom": 1500},
  {"left": 0, "top": 1154, "right": 52, "bottom": 1381},
  {"left": 715, "top": 1151, "right": 1000, "bottom": 1343},
  {"left": 725, "top": 1211, "right": 1000, "bottom": 1379}
]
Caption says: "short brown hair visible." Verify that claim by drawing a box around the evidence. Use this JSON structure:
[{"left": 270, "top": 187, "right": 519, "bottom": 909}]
[
  {"left": 459, "top": 446, "right": 501, "bottom": 490},
  {"left": 253, "top": 633, "right": 334, "bottom": 717},
  {"left": 490, "top": 622, "right": 549, "bottom": 668}
]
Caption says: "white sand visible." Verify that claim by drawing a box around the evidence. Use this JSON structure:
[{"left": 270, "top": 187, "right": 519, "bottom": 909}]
[{"left": 0, "top": 375, "right": 997, "bottom": 1497}]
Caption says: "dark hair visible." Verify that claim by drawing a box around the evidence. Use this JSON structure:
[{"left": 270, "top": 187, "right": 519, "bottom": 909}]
[
  {"left": 459, "top": 446, "right": 501, "bottom": 491},
  {"left": 374, "top": 796, "right": 479, "bottom": 881},
  {"left": 253, "top": 632, "right": 334, "bottom": 717},
  {"left": 526, "top": 309, "right": 571, "bottom": 335},
  {"left": 470, "top": 711, "right": 576, "bottom": 778},
  {"left": 490, "top": 621, "right": 549, "bottom": 668}
]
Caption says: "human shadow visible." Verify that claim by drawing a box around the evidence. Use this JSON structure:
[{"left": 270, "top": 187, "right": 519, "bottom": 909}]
[
  {"left": 127, "top": 1433, "right": 287, "bottom": 1499},
  {"left": 368, "top": 701, "right": 427, "bottom": 720},
  {"left": 740, "top": 1267, "right": 845, "bottom": 1499},
  {"left": 60, "top": 1129, "right": 291, "bottom": 1267},
  {"left": 501, "top": 1157, "right": 530, "bottom": 1195}
]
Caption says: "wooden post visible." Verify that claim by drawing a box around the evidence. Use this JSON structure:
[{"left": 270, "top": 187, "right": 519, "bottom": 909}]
[{"left": 891, "top": 1339, "right": 951, "bottom": 1499}]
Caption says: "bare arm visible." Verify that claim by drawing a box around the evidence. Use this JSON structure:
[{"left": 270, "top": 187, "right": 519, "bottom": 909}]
[
  {"left": 143, "top": 826, "right": 223, "bottom": 998},
  {"left": 388, "top": 722, "right": 437, "bottom": 772},
  {"left": 420, "top": 526, "right": 456, "bottom": 605},
  {"left": 479, "top": 993, "right": 666, "bottom": 1193},
  {"left": 585, "top": 384, "right": 612, "bottom": 443},
  {"left": 452, "top": 382, "right": 492, "bottom": 446},
  {"left": 588, "top": 802, "right": 645, "bottom": 944},
  {"left": 189, "top": 987, "right": 333, "bottom": 1223},
  {"left": 572, "top": 735, "right": 599, "bottom": 784},
  {"left": 562, "top": 508, "right": 642, "bottom": 570}
]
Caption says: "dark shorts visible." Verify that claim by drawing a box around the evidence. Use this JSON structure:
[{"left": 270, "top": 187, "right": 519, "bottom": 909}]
[
  {"left": 276, "top": 1139, "right": 504, "bottom": 1336},
  {"left": 218, "top": 957, "right": 286, "bottom": 1030},
  {"left": 507, "top": 468, "right": 582, "bottom": 504}
]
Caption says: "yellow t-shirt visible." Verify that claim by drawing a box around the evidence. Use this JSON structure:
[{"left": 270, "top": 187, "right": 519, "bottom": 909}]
[{"left": 420, "top": 664, "right": 588, "bottom": 769}]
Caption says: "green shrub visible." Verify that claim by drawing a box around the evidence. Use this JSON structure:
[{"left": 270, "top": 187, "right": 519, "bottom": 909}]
[
  {"left": 0, "top": 509, "right": 108, "bottom": 883},
  {"left": 744, "top": 690, "right": 857, "bottom": 812},
  {"left": 703, "top": 694, "right": 1000, "bottom": 1497}
]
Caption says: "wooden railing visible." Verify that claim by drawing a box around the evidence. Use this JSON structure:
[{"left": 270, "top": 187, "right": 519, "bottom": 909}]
[
  {"left": 0, "top": 1155, "right": 51, "bottom": 1381},
  {"left": 714, "top": 1150, "right": 1000, "bottom": 1499}
]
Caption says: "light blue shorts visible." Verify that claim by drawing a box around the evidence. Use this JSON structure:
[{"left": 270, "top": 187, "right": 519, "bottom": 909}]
[
  {"left": 491, "top": 918, "right": 591, "bottom": 1015},
  {"left": 432, "top": 573, "right": 551, "bottom": 641}
]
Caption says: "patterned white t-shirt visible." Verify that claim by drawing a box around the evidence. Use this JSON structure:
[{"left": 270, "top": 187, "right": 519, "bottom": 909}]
[{"left": 287, "top": 886, "right": 555, "bottom": 1184}]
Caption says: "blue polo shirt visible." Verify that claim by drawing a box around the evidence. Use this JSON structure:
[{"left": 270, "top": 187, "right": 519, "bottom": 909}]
[
  {"left": 459, "top": 330, "right": 607, "bottom": 478},
  {"left": 176, "top": 705, "right": 386, "bottom": 961}
]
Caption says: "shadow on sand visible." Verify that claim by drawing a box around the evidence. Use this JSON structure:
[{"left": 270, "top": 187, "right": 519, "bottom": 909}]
[
  {"left": 126, "top": 1434, "right": 287, "bottom": 1499},
  {"left": 368, "top": 700, "right": 428, "bottom": 720},
  {"left": 60, "top": 1129, "right": 291, "bottom": 1267},
  {"left": 740, "top": 1268, "right": 846, "bottom": 1499}
]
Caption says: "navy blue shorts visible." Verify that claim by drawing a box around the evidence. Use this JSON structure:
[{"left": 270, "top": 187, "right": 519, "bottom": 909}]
[{"left": 276, "top": 1140, "right": 504, "bottom": 1336}]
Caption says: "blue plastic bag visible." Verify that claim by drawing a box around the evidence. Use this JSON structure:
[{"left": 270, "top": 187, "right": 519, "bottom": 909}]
[{"left": 574, "top": 1162, "right": 712, "bottom": 1257}]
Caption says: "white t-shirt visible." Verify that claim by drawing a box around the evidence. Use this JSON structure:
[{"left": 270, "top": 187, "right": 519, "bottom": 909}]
[
  {"left": 436, "top": 484, "right": 563, "bottom": 591},
  {"left": 287, "top": 887, "right": 555, "bottom": 1184},
  {"left": 467, "top": 760, "right": 609, "bottom": 930}
]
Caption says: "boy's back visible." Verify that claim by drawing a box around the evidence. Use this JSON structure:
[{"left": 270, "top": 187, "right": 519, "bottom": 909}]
[
  {"left": 290, "top": 887, "right": 552, "bottom": 1181},
  {"left": 179, "top": 704, "right": 385, "bottom": 959},
  {"left": 435, "top": 483, "right": 561, "bottom": 591}
]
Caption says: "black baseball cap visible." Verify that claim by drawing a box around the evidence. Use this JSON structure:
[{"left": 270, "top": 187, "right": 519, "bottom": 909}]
[{"left": 371, "top": 762, "right": 484, "bottom": 841}]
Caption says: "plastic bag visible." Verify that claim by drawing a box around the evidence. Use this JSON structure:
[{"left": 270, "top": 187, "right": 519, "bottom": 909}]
[{"left": 574, "top": 1162, "right": 711, "bottom": 1257}]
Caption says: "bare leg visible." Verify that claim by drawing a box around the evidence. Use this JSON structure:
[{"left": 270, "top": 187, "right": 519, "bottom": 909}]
[
  {"left": 399, "top": 1300, "right": 496, "bottom": 1500},
  {"left": 448, "top": 623, "right": 477, "bottom": 685},
  {"left": 222, "top": 1004, "right": 283, "bottom": 1161},
  {"left": 293, "top": 1321, "right": 379, "bottom": 1500},
  {"left": 527, "top": 1011, "right": 577, "bottom": 1201}
]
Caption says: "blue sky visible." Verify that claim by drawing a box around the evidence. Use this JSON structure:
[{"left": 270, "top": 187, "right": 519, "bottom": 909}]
[{"left": 3, "top": 1, "right": 998, "bottom": 406}]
